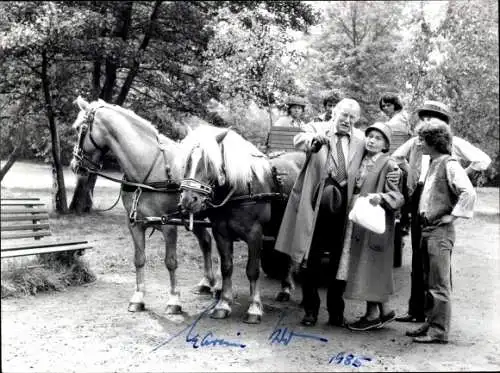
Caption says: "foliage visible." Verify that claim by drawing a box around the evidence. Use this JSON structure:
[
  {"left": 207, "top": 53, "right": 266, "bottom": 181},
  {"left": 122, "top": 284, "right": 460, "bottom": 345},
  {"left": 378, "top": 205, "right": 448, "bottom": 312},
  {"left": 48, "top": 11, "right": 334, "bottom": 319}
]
[{"left": 0, "top": 0, "right": 498, "bottom": 187}]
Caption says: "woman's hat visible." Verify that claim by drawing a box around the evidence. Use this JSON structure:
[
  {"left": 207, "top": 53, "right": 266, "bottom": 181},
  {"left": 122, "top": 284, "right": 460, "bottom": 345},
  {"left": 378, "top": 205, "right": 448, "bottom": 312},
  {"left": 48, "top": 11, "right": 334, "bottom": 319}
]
[
  {"left": 365, "top": 122, "right": 392, "bottom": 152},
  {"left": 287, "top": 95, "right": 308, "bottom": 108},
  {"left": 417, "top": 100, "right": 451, "bottom": 123}
]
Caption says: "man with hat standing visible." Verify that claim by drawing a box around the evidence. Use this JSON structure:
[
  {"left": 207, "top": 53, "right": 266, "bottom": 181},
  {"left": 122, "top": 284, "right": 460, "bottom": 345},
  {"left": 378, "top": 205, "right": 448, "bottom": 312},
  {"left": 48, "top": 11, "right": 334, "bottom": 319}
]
[
  {"left": 273, "top": 98, "right": 372, "bottom": 327},
  {"left": 275, "top": 95, "right": 308, "bottom": 128},
  {"left": 392, "top": 100, "right": 491, "bottom": 325}
]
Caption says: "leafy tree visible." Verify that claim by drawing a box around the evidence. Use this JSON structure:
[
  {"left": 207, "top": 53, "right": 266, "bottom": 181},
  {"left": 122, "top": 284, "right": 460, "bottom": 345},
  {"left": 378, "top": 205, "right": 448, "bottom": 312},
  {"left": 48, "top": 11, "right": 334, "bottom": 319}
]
[{"left": 298, "top": 1, "right": 406, "bottom": 126}]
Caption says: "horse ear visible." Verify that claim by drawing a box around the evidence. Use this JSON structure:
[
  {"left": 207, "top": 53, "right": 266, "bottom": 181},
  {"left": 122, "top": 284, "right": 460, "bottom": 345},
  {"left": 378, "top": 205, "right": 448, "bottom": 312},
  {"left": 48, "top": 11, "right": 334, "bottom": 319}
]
[
  {"left": 74, "top": 96, "right": 90, "bottom": 111},
  {"left": 215, "top": 129, "right": 230, "bottom": 144}
]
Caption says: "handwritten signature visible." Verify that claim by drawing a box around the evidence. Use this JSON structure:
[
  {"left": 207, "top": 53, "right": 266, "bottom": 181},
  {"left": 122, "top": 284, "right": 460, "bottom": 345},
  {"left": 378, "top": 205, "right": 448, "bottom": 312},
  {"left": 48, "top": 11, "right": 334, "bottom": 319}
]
[
  {"left": 268, "top": 312, "right": 328, "bottom": 346},
  {"left": 151, "top": 301, "right": 246, "bottom": 351}
]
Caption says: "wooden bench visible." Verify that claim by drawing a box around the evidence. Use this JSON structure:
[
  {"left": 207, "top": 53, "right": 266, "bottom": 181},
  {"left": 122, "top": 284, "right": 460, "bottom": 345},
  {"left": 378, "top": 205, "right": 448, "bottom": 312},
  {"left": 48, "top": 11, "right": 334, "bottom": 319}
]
[
  {"left": 1, "top": 198, "right": 92, "bottom": 259},
  {"left": 265, "top": 126, "right": 304, "bottom": 154}
]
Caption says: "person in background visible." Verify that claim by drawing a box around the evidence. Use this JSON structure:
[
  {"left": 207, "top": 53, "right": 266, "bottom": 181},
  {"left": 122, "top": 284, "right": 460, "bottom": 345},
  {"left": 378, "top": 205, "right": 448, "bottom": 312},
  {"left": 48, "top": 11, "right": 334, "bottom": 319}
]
[
  {"left": 315, "top": 90, "right": 343, "bottom": 122},
  {"left": 274, "top": 98, "right": 368, "bottom": 327},
  {"left": 274, "top": 95, "right": 308, "bottom": 129},
  {"left": 406, "top": 118, "right": 476, "bottom": 344},
  {"left": 343, "top": 122, "right": 405, "bottom": 331},
  {"left": 379, "top": 93, "right": 412, "bottom": 138},
  {"left": 392, "top": 100, "right": 491, "bottom": 324}
]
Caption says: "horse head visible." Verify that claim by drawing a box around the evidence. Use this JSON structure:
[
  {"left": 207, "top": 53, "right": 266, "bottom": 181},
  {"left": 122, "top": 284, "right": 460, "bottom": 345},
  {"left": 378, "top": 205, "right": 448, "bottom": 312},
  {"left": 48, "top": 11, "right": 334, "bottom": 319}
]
[
  {"left": 70, "top": 96, "right": 108, "bottom": 176},
  {"left": 179, "top": 127, "right": 229, "bottom": 213}
]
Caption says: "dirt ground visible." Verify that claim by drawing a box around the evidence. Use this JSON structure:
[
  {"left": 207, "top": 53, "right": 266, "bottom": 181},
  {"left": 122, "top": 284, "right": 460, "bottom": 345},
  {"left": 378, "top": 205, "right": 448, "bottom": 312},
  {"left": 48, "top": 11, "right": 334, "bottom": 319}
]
[{"left": 1, "top": 162, "right": 500, "bottom": 372}]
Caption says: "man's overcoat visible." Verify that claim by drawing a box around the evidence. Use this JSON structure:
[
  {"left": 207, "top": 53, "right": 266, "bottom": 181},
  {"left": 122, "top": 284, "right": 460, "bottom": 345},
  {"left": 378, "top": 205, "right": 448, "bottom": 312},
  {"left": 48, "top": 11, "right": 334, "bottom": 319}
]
[{"left": 274, "top": 127, "right": 366, "bottom": 264}]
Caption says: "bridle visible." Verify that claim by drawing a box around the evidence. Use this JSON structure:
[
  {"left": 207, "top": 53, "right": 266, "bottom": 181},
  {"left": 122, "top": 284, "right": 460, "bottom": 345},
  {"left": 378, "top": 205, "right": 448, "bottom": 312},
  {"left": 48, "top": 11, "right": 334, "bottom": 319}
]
[
  {"left": 179, "top": 144, "right": 237, "bottom": 210},
  {"left": 72, "top": 106, "right": 108, "bottom": 175}
]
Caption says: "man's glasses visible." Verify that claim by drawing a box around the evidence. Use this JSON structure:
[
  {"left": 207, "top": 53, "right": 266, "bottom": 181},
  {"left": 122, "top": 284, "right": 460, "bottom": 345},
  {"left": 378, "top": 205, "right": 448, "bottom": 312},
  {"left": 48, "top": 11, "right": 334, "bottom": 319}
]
[{"left": 381, "top": 103, "right": 393, "bottom": 108}]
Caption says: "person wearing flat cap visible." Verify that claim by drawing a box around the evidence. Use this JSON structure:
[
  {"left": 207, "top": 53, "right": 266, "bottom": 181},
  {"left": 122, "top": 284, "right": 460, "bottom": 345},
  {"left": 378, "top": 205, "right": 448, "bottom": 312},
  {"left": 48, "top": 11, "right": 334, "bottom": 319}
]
[
  {"left": 275, "top": 95, "right": 308, "bottom": 129},
  {"left": 391, "top": 100, "right": 491, "bottom": 329},
  {"left": 341, "top": 122, "right": 405, "bottom": 331}
]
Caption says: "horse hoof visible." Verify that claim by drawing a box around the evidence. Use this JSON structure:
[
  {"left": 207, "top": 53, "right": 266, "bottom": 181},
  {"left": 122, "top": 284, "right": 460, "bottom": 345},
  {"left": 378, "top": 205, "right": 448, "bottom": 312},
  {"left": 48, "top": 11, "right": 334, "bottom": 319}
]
[
  {"left": 193, "top": 285, "right": 212, "bottom": 295},
  {"left": 128, "top": 302, "right": 145, "bottom": 312},
  {"left": 243, "top": 314, "right": 262, "bottom": 324},
  {"left": 165, "top": 304, "right": 182, "bottom": 315},
  {"left": 275, "top": 292, "right": 290, "bottom": 302},
  {"left": 210, "top": 309, "right": 230, "bottom": 319}
]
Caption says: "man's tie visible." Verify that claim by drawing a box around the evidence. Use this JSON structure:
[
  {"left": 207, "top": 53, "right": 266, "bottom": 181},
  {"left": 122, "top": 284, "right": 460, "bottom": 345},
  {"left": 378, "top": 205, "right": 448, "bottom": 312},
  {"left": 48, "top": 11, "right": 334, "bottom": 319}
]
[{"left": 335, "top": 133, "right": 347, "bottom": 184}]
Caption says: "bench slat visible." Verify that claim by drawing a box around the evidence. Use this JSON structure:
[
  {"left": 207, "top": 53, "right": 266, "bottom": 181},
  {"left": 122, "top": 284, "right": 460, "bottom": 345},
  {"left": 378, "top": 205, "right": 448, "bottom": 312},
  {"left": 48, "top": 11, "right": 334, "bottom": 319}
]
[
  {"left": 1, "top": 207, "right": 48, "bottom": 214},
  {"left": 1, "top": 223, "right": 51, "bottom": 232},
  {"left": 268, "top": 137, "right": 298, "bottom": 145},
  {"left": 2, "top": 240, "right": 90, "bottom": 251},
  {"left": 268, "top": 126, "right": 304, "bottom": 133},
  {"left": 1, "top": 243, "right": 92, "bottom": 258},
  {"left": 1, "top": 198, "right": 40, "bottom": 201},
  {"left": 1, "top": 214, "right": 50, "bottom": 222},
  {"left": 1, "top": 230, "right": 52, "bottom": 240},
  {"left": 1, "top": 201, "right": 45, "bottom": 206}
]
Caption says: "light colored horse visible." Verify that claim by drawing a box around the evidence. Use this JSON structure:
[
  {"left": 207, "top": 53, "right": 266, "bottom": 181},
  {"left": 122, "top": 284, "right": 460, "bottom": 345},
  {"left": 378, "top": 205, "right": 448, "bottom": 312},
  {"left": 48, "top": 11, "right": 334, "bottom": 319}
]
[
  {"left": 177, "top": 125, "right": 305, "bottom": 323},
  {"left": 70, "top": 96, "right": 215, "bottom": 314}
]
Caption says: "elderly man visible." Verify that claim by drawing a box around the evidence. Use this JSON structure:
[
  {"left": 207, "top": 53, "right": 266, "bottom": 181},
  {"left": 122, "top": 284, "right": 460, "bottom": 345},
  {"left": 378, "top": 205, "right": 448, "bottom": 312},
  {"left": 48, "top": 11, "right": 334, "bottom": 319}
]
[
  {"left": 273, "top": 98, "right": 371, "bottom": 327},
  {"left": 393, "top": 100, "right": 491, "bottom": 324}
]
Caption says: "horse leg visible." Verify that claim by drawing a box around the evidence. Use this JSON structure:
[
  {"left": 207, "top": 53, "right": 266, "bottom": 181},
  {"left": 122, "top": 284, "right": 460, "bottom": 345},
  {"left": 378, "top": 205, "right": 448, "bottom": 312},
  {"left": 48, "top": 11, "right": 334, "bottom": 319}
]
[
  {"left": 244, "top": 229, "right": 264, "bottom": 324},
  {"left": 128, "top": 224, "right": 147, "bottom": 312},
  {"left": 162, "top": 225, "right": 183, "bottom": 315},
  {"left": 276, "top": 258, "right": 296, "bottom": 302},
  {"left": 192, "top": 225, "right": 215, "bottom": 295},
  {"left": 211, "top": 231, "right": 234, "bottom": 319}
]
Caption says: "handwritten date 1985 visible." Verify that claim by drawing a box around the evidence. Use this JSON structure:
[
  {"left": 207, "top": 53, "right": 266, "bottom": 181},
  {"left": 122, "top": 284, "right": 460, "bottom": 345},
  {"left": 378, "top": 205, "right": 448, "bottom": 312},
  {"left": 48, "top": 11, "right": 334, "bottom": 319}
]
[{"left": 329, "top": 352, "right": 372, "bottom": 367}]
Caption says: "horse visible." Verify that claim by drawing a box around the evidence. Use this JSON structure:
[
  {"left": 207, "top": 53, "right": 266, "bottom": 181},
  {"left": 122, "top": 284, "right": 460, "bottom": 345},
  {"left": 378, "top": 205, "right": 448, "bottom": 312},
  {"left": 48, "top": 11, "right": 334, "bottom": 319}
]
[
  {"left": 176, "top": 125, "right": 306, "bottom": 323},
  {"left": 70, "top": 96, "right": 215, "bottom": 314}
]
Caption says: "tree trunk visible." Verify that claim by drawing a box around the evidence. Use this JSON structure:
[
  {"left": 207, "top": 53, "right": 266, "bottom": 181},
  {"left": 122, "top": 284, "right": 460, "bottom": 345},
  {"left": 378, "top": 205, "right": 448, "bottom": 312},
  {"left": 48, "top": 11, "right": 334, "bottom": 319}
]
[
  {"left": 100, "top": 1, "right": 133, "bottom": 103},
  {"left": 0, "top": 146, "right": 20, "bottom": 181},
  {"left": 0, "top": 120, "right": 26, "bottom": 181},
  {"left": 116, "top": 0, "right": 162, "bottom": 105},
  {"left": 42, "top": 49, "right": 68, "bottom": 214}
]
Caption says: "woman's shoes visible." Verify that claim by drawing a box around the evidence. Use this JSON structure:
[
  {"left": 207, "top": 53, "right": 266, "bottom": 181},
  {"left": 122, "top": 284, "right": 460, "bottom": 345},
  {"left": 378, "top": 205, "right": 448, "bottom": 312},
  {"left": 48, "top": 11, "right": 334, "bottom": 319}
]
[
  {"left": 377, "top": 310, "right": 396, "bottom": 329},
  {"left": 347, "top": 317, "right": 382, "bottom": 331}
]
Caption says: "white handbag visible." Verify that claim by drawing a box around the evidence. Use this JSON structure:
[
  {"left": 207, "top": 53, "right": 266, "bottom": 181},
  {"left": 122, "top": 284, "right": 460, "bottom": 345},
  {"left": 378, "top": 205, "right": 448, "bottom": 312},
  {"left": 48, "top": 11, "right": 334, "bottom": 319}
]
[{"left": 348, "top": 195, "right": 386, "bottom": 234}]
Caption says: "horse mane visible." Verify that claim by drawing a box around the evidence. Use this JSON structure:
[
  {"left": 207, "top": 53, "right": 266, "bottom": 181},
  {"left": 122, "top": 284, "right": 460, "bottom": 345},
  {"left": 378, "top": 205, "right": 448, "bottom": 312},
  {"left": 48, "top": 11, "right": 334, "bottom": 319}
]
[{"left": 178, "top": 125, "right": 271, "bottom": 193}]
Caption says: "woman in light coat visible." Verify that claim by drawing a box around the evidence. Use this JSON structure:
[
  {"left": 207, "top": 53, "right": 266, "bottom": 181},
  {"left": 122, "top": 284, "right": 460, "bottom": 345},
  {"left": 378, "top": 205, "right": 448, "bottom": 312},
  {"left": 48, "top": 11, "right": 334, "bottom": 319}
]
[{"left": 343, "top": 122, "right": 405, "bottom": 331}]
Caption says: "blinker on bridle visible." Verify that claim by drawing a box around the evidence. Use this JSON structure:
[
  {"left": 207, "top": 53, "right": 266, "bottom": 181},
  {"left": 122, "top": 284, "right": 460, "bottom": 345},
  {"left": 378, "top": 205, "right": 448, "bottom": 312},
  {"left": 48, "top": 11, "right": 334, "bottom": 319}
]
[{"left": 72, "top": 107, "right": 108, "bottom": 174}]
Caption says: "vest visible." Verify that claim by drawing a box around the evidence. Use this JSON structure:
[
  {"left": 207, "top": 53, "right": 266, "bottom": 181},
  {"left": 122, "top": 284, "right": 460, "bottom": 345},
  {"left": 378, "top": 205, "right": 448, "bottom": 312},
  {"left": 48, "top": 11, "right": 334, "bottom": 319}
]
[{"left": 420, "top": 155, "right": 459, "bottom": 224}]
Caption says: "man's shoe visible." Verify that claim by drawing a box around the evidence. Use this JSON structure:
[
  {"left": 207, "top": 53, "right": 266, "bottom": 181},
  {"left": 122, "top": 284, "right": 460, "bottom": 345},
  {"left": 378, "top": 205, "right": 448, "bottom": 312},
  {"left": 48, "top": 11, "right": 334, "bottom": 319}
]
[
  {"left": 300, "top": 313, "right": 317, "bottom": 327},
  {"left": 412, "top": 335, "right": 448, "bottom": 344},
  {"left": 395, "top": 313, "right": 426, "bottom": 323},
  {"left": 405, "top": 323, "right": 430, "bottom": 337},
  {"left": 347, "top": 317, "right": 382, "bottom": 331},
  {"left": 376, "top": 310, "right": 396, "bottom": 329}
]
